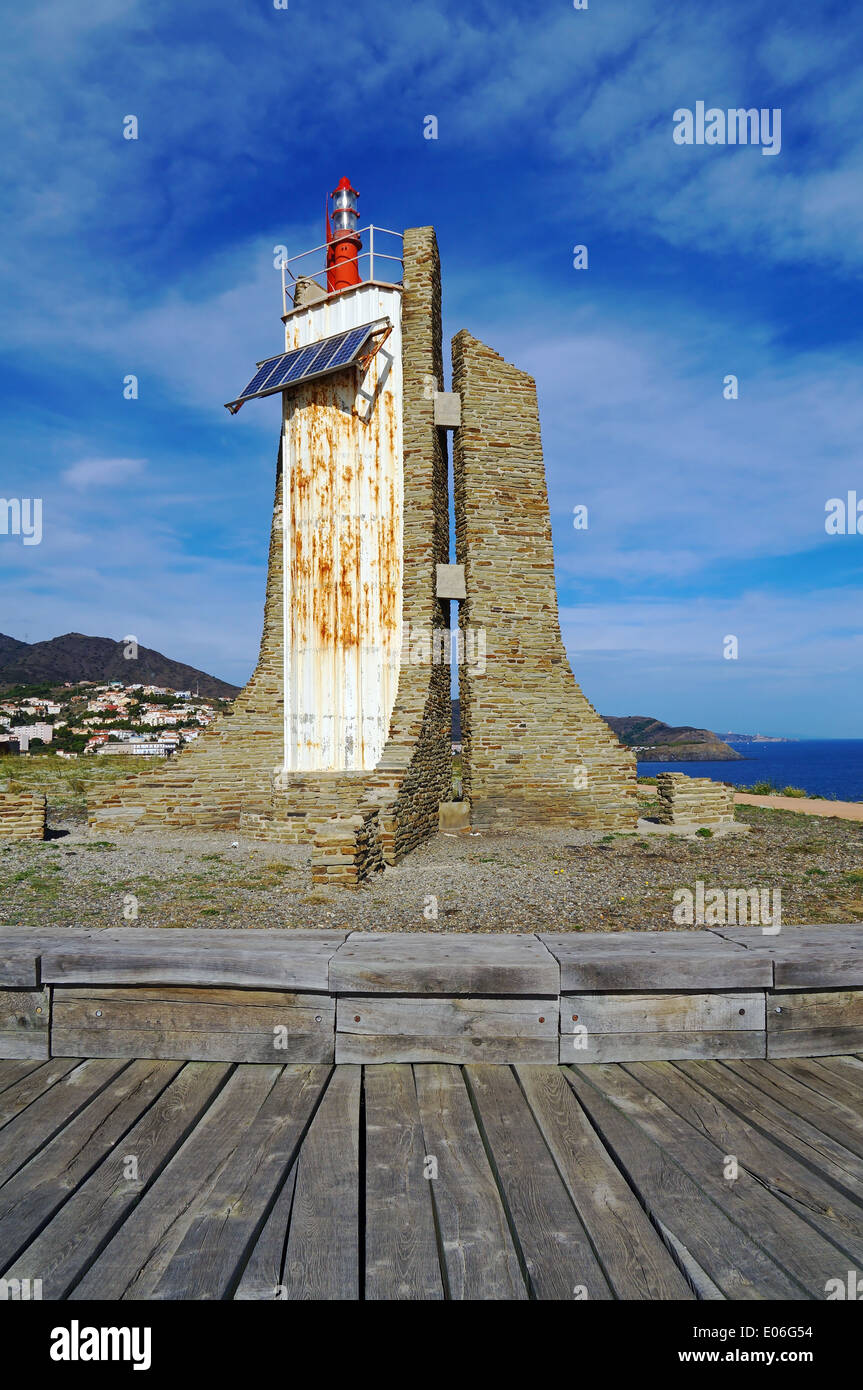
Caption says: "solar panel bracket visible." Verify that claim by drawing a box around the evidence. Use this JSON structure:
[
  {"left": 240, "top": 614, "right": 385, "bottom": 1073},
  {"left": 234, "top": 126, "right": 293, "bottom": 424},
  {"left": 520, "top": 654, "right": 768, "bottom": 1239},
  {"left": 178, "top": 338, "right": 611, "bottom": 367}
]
[{"left": 357, "top": 321, "right": 393, "bottom": 371}]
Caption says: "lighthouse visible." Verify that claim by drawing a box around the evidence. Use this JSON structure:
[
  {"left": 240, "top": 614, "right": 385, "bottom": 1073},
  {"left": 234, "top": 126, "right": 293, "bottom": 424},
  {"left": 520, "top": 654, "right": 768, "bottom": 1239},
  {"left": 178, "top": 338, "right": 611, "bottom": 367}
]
[
  {"left": 90, "top": 188, "right": 636, "bottom": 866},
  {"left": 226, "top": 181, "right": 405, "bottom": 774}
]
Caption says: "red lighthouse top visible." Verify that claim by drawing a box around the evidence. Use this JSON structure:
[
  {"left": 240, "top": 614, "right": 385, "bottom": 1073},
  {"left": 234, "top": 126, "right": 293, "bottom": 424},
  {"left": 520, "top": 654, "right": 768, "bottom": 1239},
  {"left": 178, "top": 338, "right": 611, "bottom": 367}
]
[{"left": 326, "top": 177, "right": 362, "bottom": 293}]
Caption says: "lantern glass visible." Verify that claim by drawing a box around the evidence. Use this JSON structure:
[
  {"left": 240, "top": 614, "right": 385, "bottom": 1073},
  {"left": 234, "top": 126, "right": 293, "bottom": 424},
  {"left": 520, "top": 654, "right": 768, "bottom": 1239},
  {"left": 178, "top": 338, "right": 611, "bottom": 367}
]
[
  {"left": 332, "top": 207, "right": 358, "bottom": 233},
  {"left": 332, "top": 187, "right": 357, "bottom": 212}
]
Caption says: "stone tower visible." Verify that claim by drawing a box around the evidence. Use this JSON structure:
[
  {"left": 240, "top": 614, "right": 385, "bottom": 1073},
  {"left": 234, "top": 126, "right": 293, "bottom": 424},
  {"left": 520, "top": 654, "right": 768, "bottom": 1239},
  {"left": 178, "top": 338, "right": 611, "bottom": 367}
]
[
  {"left": 452, "top": 332, "right": 635, "bottom": 830},
  {"left": 89, "top": 223, "right": 636, "bottom": 868}
]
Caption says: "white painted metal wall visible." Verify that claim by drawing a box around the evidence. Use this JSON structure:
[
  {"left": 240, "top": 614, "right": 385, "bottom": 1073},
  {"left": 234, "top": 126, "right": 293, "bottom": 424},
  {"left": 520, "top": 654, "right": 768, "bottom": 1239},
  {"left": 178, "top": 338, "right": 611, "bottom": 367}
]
[{"left": 279, "top": 283, "right": 404, "bottom": 772}]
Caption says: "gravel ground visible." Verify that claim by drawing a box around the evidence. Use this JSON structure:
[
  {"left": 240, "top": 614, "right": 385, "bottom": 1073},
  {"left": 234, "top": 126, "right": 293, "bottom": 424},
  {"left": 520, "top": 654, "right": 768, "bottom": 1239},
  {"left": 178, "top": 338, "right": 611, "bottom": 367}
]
[{"left": 3, "top": 796, "right": 863, "bottom": 933}]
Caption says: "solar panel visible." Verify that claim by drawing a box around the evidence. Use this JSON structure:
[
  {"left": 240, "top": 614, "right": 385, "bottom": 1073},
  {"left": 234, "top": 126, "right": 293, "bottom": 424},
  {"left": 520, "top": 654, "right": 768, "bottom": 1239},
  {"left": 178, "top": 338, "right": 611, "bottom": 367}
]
[
  {"left": 329, "top": 325, "right": 372, "bottom": 368},
  {"left": 265, "top": 343, "right": 320, "bottom": 391},
  {"left": 234, "top": 354, "right": 285, "bottom": 401},
  {"left": 310, "top": 334, "right": 349, "bottom": 373},
  {"left": 225, "top": 320, "right": 386, "bottom": 413}
]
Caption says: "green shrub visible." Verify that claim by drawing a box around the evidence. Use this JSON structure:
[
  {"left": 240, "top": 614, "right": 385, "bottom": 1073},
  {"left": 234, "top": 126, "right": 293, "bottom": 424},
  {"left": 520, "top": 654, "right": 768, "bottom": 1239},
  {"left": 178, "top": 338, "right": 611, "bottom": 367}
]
[{"left": 779, "top": 785, "right": 808, "bottom": 798}]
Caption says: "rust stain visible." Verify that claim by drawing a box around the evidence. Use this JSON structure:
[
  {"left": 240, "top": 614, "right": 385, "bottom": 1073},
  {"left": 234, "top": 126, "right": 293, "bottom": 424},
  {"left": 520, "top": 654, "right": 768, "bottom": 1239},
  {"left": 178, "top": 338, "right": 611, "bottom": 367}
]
[{"left": 282, "top": 291, "right": 403, "bottom": 770}]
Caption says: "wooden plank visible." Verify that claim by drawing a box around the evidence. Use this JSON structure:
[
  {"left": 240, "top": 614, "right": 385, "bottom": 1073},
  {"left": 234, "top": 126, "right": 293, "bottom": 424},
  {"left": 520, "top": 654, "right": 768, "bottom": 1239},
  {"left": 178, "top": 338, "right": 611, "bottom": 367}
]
[
  {"left": 148, "top": 1064, "right": 330, "bottom": 1300},
  {"left": 51, "top": 986, "right": 334, "bottom": 1063},
  {"left": 718, "top": 927, "right": 863, "bottom": 945},
  {"left": 653, "top": 1061, "right": 863, "bottom": 1265},
  {"left": 0, "top": 1059, "right": 45, "bottom": 1097},
  {"left": 713, "top": 928, "right": 863, "bottom": 989},
  {"left": 0, "top": 1058, "right": 81, "bottom": 1131},
  {"left": 540, "top": 931, "right": 771, "bottom": 990},
  {"left": 562, "top": 1029, "right": 766, "bottom": 1064},
  {"left": 412, "top": 1064, "right": 526, "bottom": 1300},
  {"left": 281, "top": 1066, "right": 360, "bottom": 1300},
  {"left": 769, "top": 992, "right": 863, "bottom": 1028},
  {"left": 0, "top": 1058, "right": 127, "bottom": 1184},
  {"left": 770, "top": 1057, "right": 863, "bottom": 1122},
  {"left": 42, "top": 930, "right": 346, "bottom": 992},
  {"left": 336, "top": 996, "right": 558, "bottom": 1064},
  {"left": 233, "top": 1164, "right": 298, "bottom": 1300},
  {"left": 0, "top": 1060, "right": 181, "bottom": 1271},
  {"left": 677, "top": 1059, "right": 863, "bottom": 1205},
  {"left": 614, "top": 1061, "right": 863, "bottom": 1284},
  {"left": 70, "top": 1065, "right": 285, "bottom": 1300},
  {"left": 0, "top": 990, "right": 50, "bottom": 1060},
  {"left": 329, "top": 932, "right": 559, "bottom": 995},
  {"left": 807, "top": 1055, "right": 863, "bottom": 1095},
  {"left": 729, "top": 1059, "right": 863, "bottom": 1158},
  {"left": 99, "top": 928, "right": 348, "bottom": 945},
  {"left": 769, "top": 1029, "right": 863, "bottom": 1058},
  {"left": 561, "top": 991, "right": 765, "bottom": 1062},
  {"left": 3, "top": 1061, "right": 231, "bottom": 1299},
  {"left": 565, "top": 1067, "right": 806, "bottom": 1298},
  {"left": 655, "top": 1220, "right": 725, "bottom": 1300},
  {"left": 777, "top": 956, "right": 863, "bottom": 989},
  {"left": 515, "top": 1065, "right": 692, "bottom": 1299},
  {"left": 562, "top": 991, "right": 764, "bottom": 1033},
  {"left": 767, "top": 990, "right": 863, "bottom": 1056},
  {"left": 0, "top": 928, "right": 94, "bottom": 989},
  {"left": 464, "top": 1063, "right": 613, "bottom": 1300},
  {"left": 364, "top": 1065, "right": 444, "bottom": 1299}
]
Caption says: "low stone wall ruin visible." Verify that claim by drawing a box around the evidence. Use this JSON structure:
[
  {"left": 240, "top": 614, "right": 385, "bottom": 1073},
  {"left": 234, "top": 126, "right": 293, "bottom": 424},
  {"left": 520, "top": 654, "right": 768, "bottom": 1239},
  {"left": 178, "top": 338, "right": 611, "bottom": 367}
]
[
  {"left": 655, "top": 773, "right": 735, "bottom": 826},
  {"left": 0, "top": 790, "right": 47, "bottom": 841}
]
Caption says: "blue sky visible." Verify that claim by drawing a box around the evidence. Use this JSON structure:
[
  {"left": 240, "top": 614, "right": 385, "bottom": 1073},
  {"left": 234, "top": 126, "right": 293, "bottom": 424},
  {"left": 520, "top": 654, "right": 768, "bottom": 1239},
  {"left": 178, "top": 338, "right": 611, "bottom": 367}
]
[{"left": 2, "top": 0, "right": 862, "bottom": 736}]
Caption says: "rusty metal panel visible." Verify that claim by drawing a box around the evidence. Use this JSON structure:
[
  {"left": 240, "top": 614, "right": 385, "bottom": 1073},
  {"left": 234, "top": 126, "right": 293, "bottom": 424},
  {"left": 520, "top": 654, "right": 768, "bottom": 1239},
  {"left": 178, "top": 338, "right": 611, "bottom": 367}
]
[{"left": 280, "top": 284, "right": 403, "bottom": 772}]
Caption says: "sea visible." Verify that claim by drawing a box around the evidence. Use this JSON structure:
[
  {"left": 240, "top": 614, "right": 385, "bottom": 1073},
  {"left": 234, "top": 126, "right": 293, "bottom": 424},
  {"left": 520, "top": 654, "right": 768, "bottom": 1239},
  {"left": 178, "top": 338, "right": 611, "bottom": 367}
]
[{"left": 636, "top": 740, "right": 863, "bottom": 803}]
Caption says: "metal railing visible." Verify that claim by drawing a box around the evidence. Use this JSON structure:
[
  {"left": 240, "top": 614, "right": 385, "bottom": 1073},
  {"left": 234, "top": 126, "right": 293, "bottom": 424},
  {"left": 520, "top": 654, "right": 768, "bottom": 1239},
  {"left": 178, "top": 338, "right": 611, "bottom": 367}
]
[{"left": 279, "top": 226, "right": 404, "bottom": 314}]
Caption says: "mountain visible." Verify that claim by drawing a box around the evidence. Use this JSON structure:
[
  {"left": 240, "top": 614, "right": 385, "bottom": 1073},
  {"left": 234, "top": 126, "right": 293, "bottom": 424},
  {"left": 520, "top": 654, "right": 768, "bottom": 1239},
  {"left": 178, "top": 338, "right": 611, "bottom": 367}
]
[
  {"left": 602, "top": 715, "right": 743, "bottom": 761},
  {"left": 0, "top": 633, "right": 29, "bottom": 663},
  {"left": 0, "top": 633, "right": 240, "bottom": 699}
]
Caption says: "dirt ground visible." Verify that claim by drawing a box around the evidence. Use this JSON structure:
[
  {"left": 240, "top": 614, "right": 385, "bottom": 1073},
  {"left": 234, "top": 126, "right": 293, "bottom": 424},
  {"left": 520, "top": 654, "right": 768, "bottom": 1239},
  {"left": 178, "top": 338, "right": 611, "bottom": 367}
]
[{"left": 3, "top": 790, "right": 863, "bottom": 933}]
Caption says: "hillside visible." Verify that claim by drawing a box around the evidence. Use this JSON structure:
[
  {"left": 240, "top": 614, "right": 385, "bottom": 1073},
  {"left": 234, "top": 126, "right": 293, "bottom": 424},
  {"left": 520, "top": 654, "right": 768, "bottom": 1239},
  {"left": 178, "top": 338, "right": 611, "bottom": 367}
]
[
  {"left": 0, "top": 633, "right": 240, "bottom": 700},
  {"left": 603, "top": 715, "right": 744, "bottom": 761},
  {"left": 0, "top": 633, "right": 29, "bottom": 662}
]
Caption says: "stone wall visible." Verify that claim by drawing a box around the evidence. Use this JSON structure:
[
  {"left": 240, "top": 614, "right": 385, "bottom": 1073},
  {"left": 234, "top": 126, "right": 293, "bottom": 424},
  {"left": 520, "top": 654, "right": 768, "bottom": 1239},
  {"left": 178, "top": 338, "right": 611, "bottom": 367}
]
[
  {"left": 89, "top": 228, "right": 452, "bottom": 867},
  {"left": 311, "top": 806, "right": 384, "bottom": 888},
  {"left": 0, "top": 791, "right": 46, "bottom": 840},
  {"left": 655, "top": 773, "right": 735, "bottom": 826},
  {"left": 451, "top": 331, "right": 636, "bottom": 831}
]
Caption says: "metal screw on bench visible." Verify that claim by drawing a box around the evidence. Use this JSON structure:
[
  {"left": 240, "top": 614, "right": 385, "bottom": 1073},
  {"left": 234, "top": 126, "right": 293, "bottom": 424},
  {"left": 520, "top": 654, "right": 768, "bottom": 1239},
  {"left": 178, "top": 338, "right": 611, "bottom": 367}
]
[
  {"left": 95, "top": 1010, "right": 102, "bottom": 1017},
  {"left": 775, "top": 1006, "right": 782, "bottom": 1013}
]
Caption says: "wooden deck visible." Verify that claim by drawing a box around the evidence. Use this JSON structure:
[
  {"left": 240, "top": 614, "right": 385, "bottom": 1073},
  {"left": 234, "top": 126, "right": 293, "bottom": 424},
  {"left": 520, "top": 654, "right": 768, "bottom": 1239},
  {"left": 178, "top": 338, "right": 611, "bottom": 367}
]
[
  {"left": 2, "top": 1053, "right": 862, "bottom": 1300},
  {"left": 3, "top": 925, "right": 863, "bottom": 1065}
]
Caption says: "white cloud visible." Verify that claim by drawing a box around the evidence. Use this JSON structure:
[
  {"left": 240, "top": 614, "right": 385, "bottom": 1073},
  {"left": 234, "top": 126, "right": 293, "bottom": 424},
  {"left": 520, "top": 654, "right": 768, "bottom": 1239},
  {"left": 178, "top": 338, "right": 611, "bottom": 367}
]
[{"left": 62, "top": 457, "right": 146, "bottom": 489}]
